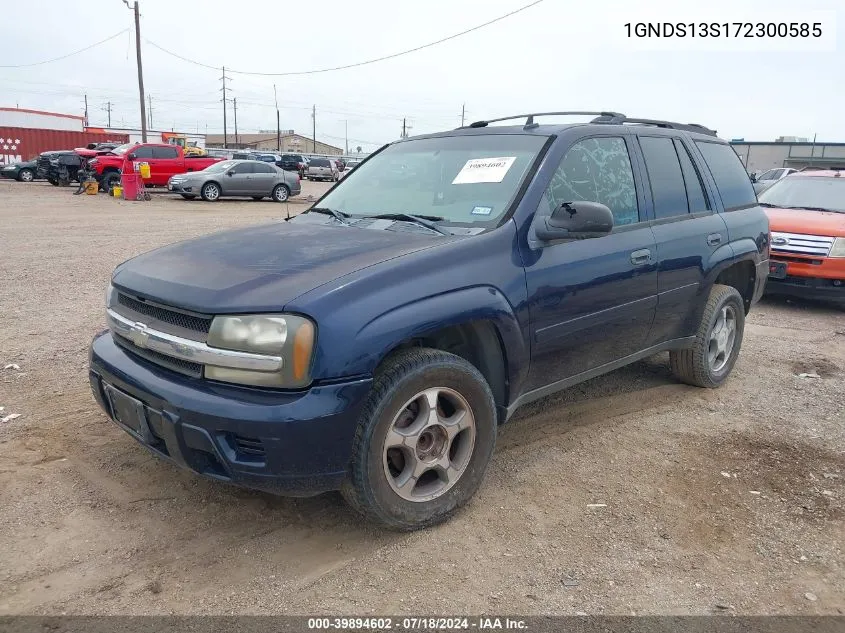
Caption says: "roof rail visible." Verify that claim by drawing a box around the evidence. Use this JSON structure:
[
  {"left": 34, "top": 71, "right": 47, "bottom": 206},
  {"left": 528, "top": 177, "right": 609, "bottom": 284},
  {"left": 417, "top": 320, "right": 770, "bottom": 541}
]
[
  {"left": 591, "top": 114, "right": 718, "bottom": 137},
  {"left": 464, "top": 111, "right": 626, "bottom": 130},
  {"left": 798, "top": 165, "right": 845, "bottom": 172}
]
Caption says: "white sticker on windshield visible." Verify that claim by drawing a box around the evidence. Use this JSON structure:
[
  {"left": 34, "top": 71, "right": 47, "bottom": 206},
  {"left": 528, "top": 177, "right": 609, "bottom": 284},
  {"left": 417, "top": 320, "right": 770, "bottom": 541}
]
[{"left": 452, "top": 156, "right": 517, "bottom": 184}]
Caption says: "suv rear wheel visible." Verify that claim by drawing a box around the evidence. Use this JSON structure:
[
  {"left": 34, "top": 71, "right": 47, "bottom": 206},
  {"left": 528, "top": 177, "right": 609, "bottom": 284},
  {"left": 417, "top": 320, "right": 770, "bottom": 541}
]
[
  {"left": 342, "top": 348, "right": 497, "bottom": 531},
  {"left": 670, "top": 284, "right": 745, "bottom": 388}
]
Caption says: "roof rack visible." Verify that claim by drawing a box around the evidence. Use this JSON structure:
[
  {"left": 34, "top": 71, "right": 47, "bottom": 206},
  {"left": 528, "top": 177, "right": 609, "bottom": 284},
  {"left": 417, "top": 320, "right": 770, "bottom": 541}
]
[
  {"left": 798, "top": 165, "right": 845, "bottom": 172},
  {"left": 461, "top": 111, "right": 718, "bottom": 136},
  {"left": 591, "top": 114, "right": 717, "bottom": 137},
  {"left": 464, "top": 111, "right": 626, "bottom": 130}
]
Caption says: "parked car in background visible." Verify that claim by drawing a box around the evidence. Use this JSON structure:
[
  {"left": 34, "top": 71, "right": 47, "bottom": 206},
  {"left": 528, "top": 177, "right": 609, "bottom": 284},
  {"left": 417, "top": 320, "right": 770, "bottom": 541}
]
[
  {"left": 759, "top": 168, "right": 845, "bottom": 305},
  {"left": 167, "top": 159, "right": 301, "bottom": 202},
  {"left": 278, "top": 153, "right": 309, "bottom": 177},
  {"left": 87, "top": 143, "right": 224, "bottom": 191},
  {"left": 90, "top": 111, "right": 769, "bottom": 530},
  {"left": 306, "top": 157, "right": 339, "bottom": 181},
  {"left": 38, "top": 150, "right": 86, "bottom": 186},
  {"left": 751, "top": 167, "right": 797, "bottom": 194},
  {"left": 1, "top": 159, "right": 38, "bottom": 182}
]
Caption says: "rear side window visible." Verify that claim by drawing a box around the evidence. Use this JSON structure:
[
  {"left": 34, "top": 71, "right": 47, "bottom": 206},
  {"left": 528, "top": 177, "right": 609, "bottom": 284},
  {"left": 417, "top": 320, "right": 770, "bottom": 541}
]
[
  {"left": 639, "top": 136, "right": 688, "bottom": 220},
  {"left": 544, "top": 137, "right": 639, "bottom": 226},
  {"left": 695, "top": 141, "right": 757, "bottom": 210},
  {"left": 254, "top": 163, "right": 275, "bottom": 173},
  {"left": 153, "top": 146, "right": 178, "bottom": 159},
  {"left": 674, "top": 139, "right": 710, "bottom": 213}
]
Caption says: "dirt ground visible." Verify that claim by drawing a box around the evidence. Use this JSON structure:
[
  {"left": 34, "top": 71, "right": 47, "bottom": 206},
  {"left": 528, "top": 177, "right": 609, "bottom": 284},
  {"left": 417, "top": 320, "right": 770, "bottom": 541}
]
[{"left": 0, "top": 181, "right": 843, "bottom": 616}]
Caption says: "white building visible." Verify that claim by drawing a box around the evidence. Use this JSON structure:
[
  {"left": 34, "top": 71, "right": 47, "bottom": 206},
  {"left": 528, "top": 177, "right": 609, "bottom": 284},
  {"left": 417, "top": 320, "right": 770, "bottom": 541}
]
[{"left": 0, "top": 107, "right": 84, "bottom": 132}]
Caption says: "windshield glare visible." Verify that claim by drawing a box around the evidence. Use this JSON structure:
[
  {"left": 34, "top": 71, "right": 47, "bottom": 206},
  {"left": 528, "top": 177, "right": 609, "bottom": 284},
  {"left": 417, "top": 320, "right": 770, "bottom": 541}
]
[
  {"left": 204, "top": 160, "right": 237, "bottom": 172},
  {"left": 316, "top": 134, "right": 546, "bottom": 225},
  {"left": 759, "top": 176, "right": 845, "bottom": 212}
]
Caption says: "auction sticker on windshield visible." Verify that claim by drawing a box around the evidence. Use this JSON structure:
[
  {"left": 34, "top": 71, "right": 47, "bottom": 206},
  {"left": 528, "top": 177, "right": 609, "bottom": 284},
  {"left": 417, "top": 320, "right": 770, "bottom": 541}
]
[{"left": 452, "top": 156, "right": 516, "bottom": 184}]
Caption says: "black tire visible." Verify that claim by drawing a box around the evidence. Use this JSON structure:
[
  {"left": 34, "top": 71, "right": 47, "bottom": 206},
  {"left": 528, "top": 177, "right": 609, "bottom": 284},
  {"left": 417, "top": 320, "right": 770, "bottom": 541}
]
[
  {"left": 101, "top": 171, "right": 120, "bottom": 193},
  {"left": 180, "top": 194, "right": 196, "bottom": 200},
  {"left": 200, "top": 182, "right": 221, "bottom": 202},
  {"left": 252, "top": 196, "right": 264, "bottom": 201},
  {"left": 17, "top": 168, "right": 34, "bottom": 182},
  {"left": 341, "top": 348, "right": 497, "bottom": 531},
  {"left": 670, "top": 283, "right": 745, "bottom": 388},
  {"left": 272, "top": 184, "right": 289, "bottom": 203},
  {"left": 48, "top": 178, "right": 59, "bottom": 186}
]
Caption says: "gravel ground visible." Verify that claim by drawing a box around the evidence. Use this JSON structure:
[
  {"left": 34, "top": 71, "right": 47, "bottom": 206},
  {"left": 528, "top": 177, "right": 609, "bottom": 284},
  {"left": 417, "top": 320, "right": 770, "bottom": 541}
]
[{"left": 0, "top": 181, "right": 843, "bottom": 616}]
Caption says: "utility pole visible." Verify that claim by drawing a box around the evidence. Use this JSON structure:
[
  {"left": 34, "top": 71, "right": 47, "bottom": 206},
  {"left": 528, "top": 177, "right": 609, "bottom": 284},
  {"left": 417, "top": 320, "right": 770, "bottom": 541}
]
[
  {"left": 83, "top": 94, "right": 88, "bottom": 127},
  {"left": 147, "top": 94, "right": 153, "bottom": 129},
  {"left": 219, "top": 66, "right": 230, "bottom": 148},
  {"left": 461, "top": 103, "right": 465, "bottom": 127},
  {"left": 344, "top": 120, "right": 348, "bottom": 155},
  {"left": 102, "top": 101, "right": 113, "bottom": 127},
  {"left": 233, "top": 97, "right": 238, "bottom": 146},
  {"left": 311, "top": 105, "right": 316, "bottom": 153},
  {"left": 273, "top": 84, "right": 281, "bottom": 152},
  {"left": 124, "top": 0, "right": 147, "bottom": 141},
  {"left": 402, "top": 118, "right": 406, "bottom": 138}
]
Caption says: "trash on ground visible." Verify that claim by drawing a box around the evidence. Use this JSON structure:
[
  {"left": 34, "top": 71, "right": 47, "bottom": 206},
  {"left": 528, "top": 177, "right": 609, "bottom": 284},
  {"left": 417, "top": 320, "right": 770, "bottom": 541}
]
[
  {"left": 797, "top": 373, "right": 821, "bottom": 379},
  {"left": 1, "top": 413, "right": 21, "bottom": 423},
  {"left": 586, "top": 503, "right": 607, "bottom": 508},
  {"left": 3, "top": 363, "right": 20, "bottom": 370}
]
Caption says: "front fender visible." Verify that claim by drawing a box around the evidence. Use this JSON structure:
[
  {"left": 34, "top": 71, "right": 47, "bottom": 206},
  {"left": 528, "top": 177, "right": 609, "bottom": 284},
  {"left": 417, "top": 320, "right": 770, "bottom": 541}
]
[{"left": 341, "top": 286, "right": 528, "bottom": 398}]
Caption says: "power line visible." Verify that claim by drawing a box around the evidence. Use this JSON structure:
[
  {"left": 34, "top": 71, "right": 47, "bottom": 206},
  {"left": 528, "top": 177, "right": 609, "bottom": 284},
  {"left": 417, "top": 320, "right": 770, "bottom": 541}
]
[
  {"left": 0, "top": 29, "right": 129, "bottom": 68},
  {"left": 143, "top": 0, "right": 544, "bottom": 76}
]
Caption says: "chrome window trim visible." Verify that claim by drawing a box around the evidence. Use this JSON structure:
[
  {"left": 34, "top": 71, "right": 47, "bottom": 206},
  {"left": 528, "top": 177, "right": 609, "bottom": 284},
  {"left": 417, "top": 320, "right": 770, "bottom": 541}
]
[{"left": 107, "top": 309, "right": 283, "bottom": 372}]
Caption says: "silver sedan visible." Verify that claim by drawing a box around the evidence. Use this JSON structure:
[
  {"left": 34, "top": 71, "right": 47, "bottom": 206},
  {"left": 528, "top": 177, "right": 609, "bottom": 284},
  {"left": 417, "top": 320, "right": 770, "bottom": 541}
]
[{"left": 167, "top": 159, "right": 302, "bottom": 202}]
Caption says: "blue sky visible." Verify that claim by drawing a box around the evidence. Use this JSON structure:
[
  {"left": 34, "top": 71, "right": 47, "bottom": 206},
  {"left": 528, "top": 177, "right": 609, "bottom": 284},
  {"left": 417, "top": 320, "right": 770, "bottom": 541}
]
[{"left": 0, "top": 0, "right": 842, "bottom": 150}]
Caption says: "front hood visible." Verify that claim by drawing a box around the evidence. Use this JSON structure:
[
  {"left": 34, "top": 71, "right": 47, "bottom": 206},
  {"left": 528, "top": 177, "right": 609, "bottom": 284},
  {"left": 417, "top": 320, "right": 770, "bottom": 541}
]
[
  {"left": 112, "top": 220, "right": 449, "bottom": 313},
  {"left": 765, "top": 207, "right": 845, "bottom": 237}
]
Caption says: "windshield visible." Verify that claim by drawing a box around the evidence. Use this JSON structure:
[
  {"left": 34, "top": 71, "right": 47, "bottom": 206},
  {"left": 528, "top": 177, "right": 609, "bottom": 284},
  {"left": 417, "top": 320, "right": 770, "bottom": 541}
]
[
  {"left": 204, "top": 160, "right": 237, "bottom": 172},
  {"left": 758, "top": 176, "right": 845, "bottom": 213},
  {"left": 111, "top": 143, "right": 135, "bottom": 155},
  {"left": 316, "top": 134, "right": 547, "bottom": 225}
]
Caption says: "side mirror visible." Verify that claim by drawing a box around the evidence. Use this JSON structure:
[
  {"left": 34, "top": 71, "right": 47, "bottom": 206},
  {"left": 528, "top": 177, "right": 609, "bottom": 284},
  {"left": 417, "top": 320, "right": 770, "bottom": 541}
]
[
  {"left": 127, "top": 153, "right": 137, "bottom": 161},
  {"left": 749, "top": 173, "right": 757, "bottom": 183},
  {"left": 535, "top": 201, "right": 614, "bottom": 242},
  {"left": 226, "top": 170, "right": 235, "bottom": 176}
]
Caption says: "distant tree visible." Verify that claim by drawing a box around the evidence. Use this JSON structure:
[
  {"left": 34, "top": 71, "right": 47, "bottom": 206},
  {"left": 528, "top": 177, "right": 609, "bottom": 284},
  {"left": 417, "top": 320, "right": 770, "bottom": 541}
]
[{"left": 356, "top": 146, "right": 362, "bottom": 154}]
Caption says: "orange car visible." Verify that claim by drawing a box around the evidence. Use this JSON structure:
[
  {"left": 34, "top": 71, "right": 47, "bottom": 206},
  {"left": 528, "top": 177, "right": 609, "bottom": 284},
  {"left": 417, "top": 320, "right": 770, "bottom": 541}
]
[{"left": 758, "top": 168, "right": 845, "bottom": 305}]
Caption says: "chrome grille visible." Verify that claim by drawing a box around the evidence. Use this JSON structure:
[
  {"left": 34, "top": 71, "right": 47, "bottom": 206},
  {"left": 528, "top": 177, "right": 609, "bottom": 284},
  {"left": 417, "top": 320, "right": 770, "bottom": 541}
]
[
  {"left": 770, "top": 232, "right": 834, "bottom": 257},
  {"left": 116, "top": 292, "right": 211, "bottom": 340},
  {"left": 113, "top": 334, "right": 203, "bottom": 378}
]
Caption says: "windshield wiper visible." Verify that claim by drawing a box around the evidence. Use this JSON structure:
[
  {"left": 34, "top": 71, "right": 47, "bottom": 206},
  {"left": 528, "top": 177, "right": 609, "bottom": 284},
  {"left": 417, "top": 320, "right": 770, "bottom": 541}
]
[
  {"left": 308, "top": 207, "right": 350, "bottom": 225},
  {"left": 758, "top": 202, "right": 779, "bottom": 207},
  {"left": 362, "top": 213, "right": 449, "bottom": 235}
]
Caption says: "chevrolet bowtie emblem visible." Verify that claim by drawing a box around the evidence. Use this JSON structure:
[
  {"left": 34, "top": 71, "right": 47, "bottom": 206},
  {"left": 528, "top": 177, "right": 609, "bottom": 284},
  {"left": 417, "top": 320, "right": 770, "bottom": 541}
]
[{"left": 129, "top": 322, "right": 150, "bottom": 349}]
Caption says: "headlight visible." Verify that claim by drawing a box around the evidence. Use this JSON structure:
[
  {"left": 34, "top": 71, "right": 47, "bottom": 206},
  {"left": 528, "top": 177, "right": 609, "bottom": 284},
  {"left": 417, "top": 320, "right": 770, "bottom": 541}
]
[
  {"left": 205, "top": 314, "right": 315, "bottom": 388},
  {"left": 106, "top": 282, "right": 116, "bottom": 308},
  {"left": 830, "top": 237, "right": 845, "bottom": 258}
]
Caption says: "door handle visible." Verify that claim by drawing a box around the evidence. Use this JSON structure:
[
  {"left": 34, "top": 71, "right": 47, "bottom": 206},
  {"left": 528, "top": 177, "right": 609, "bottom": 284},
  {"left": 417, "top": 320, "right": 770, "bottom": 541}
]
[
  {"left": 707, "top": 233, "right": 722, "bottom": 246},
  {"left": 630, "top": 249, "right": 652, "bottom": 266}
]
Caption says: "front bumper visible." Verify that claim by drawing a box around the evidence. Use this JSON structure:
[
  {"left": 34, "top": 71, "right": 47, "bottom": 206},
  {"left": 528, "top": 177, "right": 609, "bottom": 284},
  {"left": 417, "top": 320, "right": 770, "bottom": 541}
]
[
  {"left": 0, "top": 169, "right": 18, "bottom": 179},
  {"left": 89, "top": 331, "right": 373, "bottom": 496},
  {"left": 765, "top": 275, "right": 845, "bottom": 304},
  {"left": 167, "top": 181, "right": 195, "bottom": 193}
]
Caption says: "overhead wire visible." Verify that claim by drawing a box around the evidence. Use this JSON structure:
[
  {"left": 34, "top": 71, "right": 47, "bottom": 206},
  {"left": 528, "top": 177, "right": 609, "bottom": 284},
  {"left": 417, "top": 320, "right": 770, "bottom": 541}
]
[
  {"left": 142, "top": 0, "right": 545, "bottom": 76},
  {"left": 0, "top": 29, "right": 130, "bottom": 68}
]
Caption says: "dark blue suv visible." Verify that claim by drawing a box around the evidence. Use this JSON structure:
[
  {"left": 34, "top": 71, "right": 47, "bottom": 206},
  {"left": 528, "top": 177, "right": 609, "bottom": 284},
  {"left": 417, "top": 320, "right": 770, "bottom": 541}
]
[{"left": 89, "top": 112, "right": 770, "bottom": 530}]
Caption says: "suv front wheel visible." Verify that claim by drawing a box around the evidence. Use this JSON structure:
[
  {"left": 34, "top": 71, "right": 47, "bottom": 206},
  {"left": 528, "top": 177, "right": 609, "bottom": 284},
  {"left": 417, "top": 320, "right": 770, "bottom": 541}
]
[{"left": 342, "top": 348, "right": 497, "bottom": 530}]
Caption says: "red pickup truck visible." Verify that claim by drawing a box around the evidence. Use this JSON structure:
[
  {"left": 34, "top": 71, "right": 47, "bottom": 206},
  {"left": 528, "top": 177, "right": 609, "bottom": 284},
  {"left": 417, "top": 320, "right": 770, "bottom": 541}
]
[{"left": 85, "top": 143, "right": 224, "bottom": 191}]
